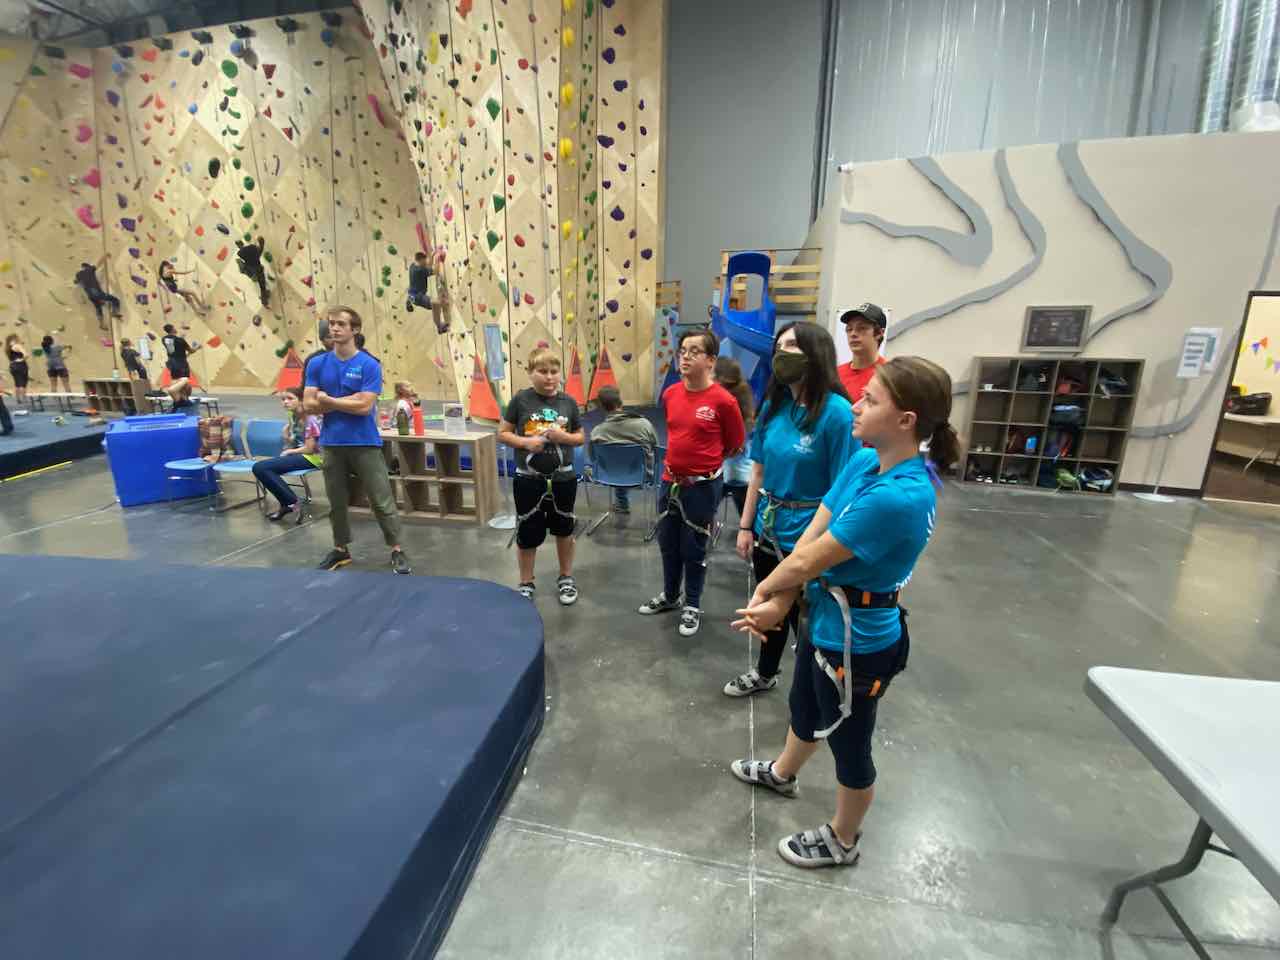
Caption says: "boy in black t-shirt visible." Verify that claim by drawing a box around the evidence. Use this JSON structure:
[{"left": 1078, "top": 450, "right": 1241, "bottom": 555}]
[{"left": 497, "top": 347, "right": 585, "bottom": 605}]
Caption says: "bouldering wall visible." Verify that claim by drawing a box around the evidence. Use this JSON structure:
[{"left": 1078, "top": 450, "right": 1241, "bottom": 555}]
[
  {"left": 0, "top": 40, "right": 119, "bottom": 382},
  {"left": 0, "top": 15, "right": 454, "bottom": 399},
  {"left": 358, "top": 0, "right": 665, "bottom": 411}
]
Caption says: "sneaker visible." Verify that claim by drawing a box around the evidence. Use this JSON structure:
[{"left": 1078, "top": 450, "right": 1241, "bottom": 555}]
[
  {"left": 678, "top": 605, "right": 701, "bottom": 636},
  {"left": 266, "top": 504, "right": 297, "bottom": 522},
  {"left": 723, "top": 669, "right": 778, "bottom": 697},
  {"left": 637, "top": 592, "right": 682, "bottom": 615},
  {"left": 405, "top": 297, "right": 415, "bottom": 312},
  {"left": 390, "top": 549, "right": 412, "bottom": 575},
  {"left": 777, "top": 825, "right": 861, "bottom": 869},
  {"left": 557, "top": 575, "right": 578, "bottom": 606},
  {"left": 729, "top": 759, "right": 797, "bottom": 798},
  {"left": 318, "top": 548, "right": 351, "bottom": 571},
  {"left": 518, "top": 581, "right": 536, "bottom": 600}
]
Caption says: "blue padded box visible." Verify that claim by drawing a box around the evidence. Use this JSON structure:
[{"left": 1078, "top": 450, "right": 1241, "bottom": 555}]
[{"left": 105, "top": 414, "right": 210, "bottom": 506}]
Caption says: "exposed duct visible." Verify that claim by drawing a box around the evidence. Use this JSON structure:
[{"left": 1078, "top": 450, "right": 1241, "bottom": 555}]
[
  {"left": 1230, "top": 0, "right": 1280, "bottom": 129},
  {"left": 1196, "top": 0, "right": 1247, "bottom": 131}
]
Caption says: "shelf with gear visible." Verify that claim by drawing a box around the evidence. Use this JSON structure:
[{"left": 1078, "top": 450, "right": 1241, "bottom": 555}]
[{"left": 961, "top": 356, "right": 1145, "bottom": 494}]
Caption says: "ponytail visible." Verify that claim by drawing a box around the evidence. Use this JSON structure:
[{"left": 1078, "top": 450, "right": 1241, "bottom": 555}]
[
  {"left": 927, "top": 420, "right": 960, "bottom": 473},
  {"left": 875, "top": 356, "right": 958, "bottom": 484}
]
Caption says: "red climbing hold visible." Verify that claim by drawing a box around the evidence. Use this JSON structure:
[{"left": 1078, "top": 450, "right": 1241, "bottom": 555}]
[
  {"left": 518, "top": 58, "right": 529, "bottom": 70},
  {"left": 282, "top": 127, "right": 293, "bottom": 140},
  {"left": 141, "top": 48, "right": 158, "bottom": 62},
  {"left": 263, "top": 105, "right": 272, "bottom": 118},
  {"left": 514, "top": 235, "right": 525, "bottom": 247},
  {"left": 301, "top": 275, "right": 313, "bottom": 288},
  {"left": 263, "top": 63, "right": 277, "bottom": 79},
  {"left": 216, "top": 246, "right": 228, "bottom": 261},
  {"left": 507, "top": 174, "right": 515, "bottom": 185},
  {"left": 523, "top": 292, "right": 535, "bottom": 305}
]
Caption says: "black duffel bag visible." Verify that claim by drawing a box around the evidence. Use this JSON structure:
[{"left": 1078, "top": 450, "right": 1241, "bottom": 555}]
[{"left": 1226, "top": 392, "right": 1272, "bottom": 416}]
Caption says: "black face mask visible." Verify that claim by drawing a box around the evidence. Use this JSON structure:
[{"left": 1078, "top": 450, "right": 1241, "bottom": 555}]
[{"left": 772, "top": 350, "right": 807, "bottom": 385}]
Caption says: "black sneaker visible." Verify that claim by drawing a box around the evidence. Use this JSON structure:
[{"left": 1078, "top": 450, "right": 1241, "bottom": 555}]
[
  {"left": 267, "top": 504, "right": 297, "bottom": 522},
  {"left": 318, "top": 548, "right": 351, "bottom": 571},
  {"left": 390, "top": 549, "right": 412, "bottom": 575}
]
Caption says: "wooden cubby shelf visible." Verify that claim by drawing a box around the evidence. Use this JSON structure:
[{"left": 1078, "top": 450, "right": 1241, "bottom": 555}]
[
  {"left": 962, "top": 356, "right": 1144, "bottom": 495},
  {"left": 347, "top": 429, "right": 499, "bottom": 526}
]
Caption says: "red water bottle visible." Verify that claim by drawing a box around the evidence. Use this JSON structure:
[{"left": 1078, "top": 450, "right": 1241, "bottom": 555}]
[{"left": 412, "top": 399, "right": 424, "bottom": 436}]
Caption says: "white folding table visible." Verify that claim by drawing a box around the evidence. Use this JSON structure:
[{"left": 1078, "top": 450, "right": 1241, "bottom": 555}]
[
  {"left": 1222, "top": 412, "right": 1280, "bottom": 473},
  {"left": 1086, "top": 667, "right": 1280, "bottom": 957}
]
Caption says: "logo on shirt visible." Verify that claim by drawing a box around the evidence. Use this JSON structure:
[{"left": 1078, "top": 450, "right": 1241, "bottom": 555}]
[
  {"left": 793, "top": 434, "right": 815, "bottom": 454},
  {"left": 694, "top": 405, "right": 718, "bottom": 423},
  {"left": 522, "top": 408, "right": 565, "bottom": 435}
]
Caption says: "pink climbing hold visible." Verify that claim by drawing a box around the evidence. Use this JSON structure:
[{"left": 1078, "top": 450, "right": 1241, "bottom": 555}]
[
  {"left": 75, "top": 205, "right": 100, "bottom": 229},
  {"left": 443, "top": 203, "right": 454, "bottom": 223},
  {"left": 83, "top": 168, "right": 101, "bottom": 188},
  {"left": 75, "top": 124, "right": 93, "bottom": 143},
  {"left": 366, "top": 94, "right": 387, "bottom": 127},
  {"left": 68, "top": 63, "right": 92, "bottom": 79},
  {"left": 523, "top": 292, "right": 535, "bottom": 305}
]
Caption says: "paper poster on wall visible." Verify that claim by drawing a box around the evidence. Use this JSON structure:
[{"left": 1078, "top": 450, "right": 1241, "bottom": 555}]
[
  {"left": 483, "top": 323, "right": 505, "bottom": 383},
  {"left": 1187, "top": 326, "right": 1222, "bottom": 372},
  {"left": 1176, "top": 330, "right": 1212, "bottom": 379}
]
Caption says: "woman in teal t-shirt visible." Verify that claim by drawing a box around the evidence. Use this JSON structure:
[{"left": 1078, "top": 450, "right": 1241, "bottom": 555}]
[
  {"left": 724, "top": 321, "right": 856, "bottom": 698},
  {"left": 729, "top": 357, "right": 960, "bottom": 870}
]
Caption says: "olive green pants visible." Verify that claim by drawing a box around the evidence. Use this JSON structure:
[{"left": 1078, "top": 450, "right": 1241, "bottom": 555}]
[{"left": 322, "top": 445, "right": 402, "bottom": 548}]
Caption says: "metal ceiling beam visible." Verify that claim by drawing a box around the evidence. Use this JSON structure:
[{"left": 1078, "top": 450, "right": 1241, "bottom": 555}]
[
  {"left": 36, "top": 0, "right": 108, "bottom": 29},
  {"left": 49, "top": 1, "right": 195, "bottom": 41}
]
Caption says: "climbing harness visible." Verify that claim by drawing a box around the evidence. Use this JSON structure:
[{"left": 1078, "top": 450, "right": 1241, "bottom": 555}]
[
  {"left": 807, "top": 579, "right": 910, "bottom": 739},
  {"left": 506, "top": 442, "right": 577, "bottom": 548},
  {"left": 754, "top": 488, "right": 821, "bottom": 559},
  {"left": 643, "top": 468, "right": 723, "bottom": 545}
]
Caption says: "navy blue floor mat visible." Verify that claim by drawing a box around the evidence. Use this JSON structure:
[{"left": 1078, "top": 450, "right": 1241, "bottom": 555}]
[
  {"left": 0, "top": 556, "right": 544, "bottom": 959},
  {"left": 0, "top": 410, "right": 109, "bottom": 479}
]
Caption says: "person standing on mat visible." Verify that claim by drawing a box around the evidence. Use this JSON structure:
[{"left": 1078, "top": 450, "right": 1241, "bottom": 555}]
[
  {"left": 119, "top": 338, "right": 148, "bottom": 382},
  {"left": 254, "top": 386, "right": 322, "bottom": 522},
  {"left": 837, "top": 303, "right": 888, "bottom": 404},
  {"left": 304, "top": 306, "right": 411, "bottom": 575},
  {"left": 724, "top": 322, "right": 855, "bottom": 698},
  {"left": 498, "top": 347, "right": 584, "bottom": 605},
  {"left": 589, "top": 385, "right": 658, "bottom": 515},
  {"left": 41, "top": 335, "right": 71, "bottom": 393},
  {"left": 638, "top": 329, "right": 745, "bottom": 637},
  {"left": 161, "top": 324, "right": 200, "bottom": 383},
  {"left": 74, "top": 256, "right": 122, "bottom": 325},
  {"left": 236, "top": 237, "right": 270, "bottom": 307},
  {"left": 5, "top": 334, "right": 29, "bottom": 407},
  {"left": 730, "top": 357, "right": 958, "bottom": 869}
]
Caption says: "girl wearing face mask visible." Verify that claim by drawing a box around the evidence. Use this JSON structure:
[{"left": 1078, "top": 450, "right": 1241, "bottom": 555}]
[{"left": 724, "top": 322, "right": 856, "bottom": 698}]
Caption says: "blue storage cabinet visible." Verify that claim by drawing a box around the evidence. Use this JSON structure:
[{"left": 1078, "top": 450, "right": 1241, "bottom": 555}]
[{"left": 105, "top": 414, "right": 212, "bottom": 507}]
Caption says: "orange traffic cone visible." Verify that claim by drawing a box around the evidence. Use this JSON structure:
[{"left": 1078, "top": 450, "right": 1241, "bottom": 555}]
[
  {"left": 587, "top": 344, "right": 618, "bottom": 402},
  {"left": 564, "top": 345, "right": 586, "bottom": 406},
  {"left": 468, "top": 353, "right": 502, "bottom": 421},
  {"left": 274, "top": 348, "right": 304, "bottom": 391},
  {"left": 158, "top": 367, "right": 200, "bottom": 388}
]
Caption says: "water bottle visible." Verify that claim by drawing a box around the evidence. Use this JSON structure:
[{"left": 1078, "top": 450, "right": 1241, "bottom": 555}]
[
  {"left": 412, "top": 399, "right": 425, "bottom": 436},
  {"left": 395, "top": 406, "right": 410, "bottom": 436}
]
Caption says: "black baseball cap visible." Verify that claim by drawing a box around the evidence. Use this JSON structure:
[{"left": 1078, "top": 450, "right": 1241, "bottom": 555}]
[{"left": 839, "top": 303, "right": 887, "bottom": 329}]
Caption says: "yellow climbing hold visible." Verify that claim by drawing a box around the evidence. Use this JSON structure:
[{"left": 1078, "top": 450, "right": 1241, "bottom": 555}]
[
  {"left": 0, "top": 48, "right": 14, "bottom": 63},
  {"left": 562, "top": 26, "right": 574, "bottom": 48},
  {"left": 560, "top": 82, "right": 574, "bottom": 107},
  {"left": 0, "top": 260, "right": 11, "bottom": 272},
  {"left": 578, "top": 228, "right": 586, "bottom": 242},
  {"left": 563, "top": 0, "right": 574, "bottom": 12},
  {"left": 561, "top": 219, "right": 573, "bottom": 238},
  {"left": 558, "top": 137, "right": 573, "bottom": 159},
  {"left": 428, "top": 33, "right": 440, "bottom": 65},
  {"left": 565, "top": 311, "right": 575, "bottom": 323},
  {"left": 30, "top": 166, "right": 47, "bottom": 180}
]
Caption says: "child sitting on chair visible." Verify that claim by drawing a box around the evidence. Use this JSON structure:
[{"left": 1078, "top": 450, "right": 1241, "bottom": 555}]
[
  {"left": 497, "top": 348, "right": 585, "bottom": 605},
  {"left": 253, "top": 386, "right": 322, "bottom": 522}
]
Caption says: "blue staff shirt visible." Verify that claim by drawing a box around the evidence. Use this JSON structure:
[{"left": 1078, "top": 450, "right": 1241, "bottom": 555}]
[
  {"left": 806, "top": 447, "right": 936, "bottom": 654},
  {"left": 749, "top": 393, "right": 856, "bottom": 552},
  {"left": 305, "top": 350, "right": 382, "bottom": 447}
]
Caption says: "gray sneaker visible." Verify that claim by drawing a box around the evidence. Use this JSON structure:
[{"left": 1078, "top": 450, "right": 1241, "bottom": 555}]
[
  {"left": 723, "top": 669, "right": 777, "bottom": 697},
  {"left": 678, "top": 605, "right": 702, "bottom": 637},
  {"left": 638, "top": 591, "right": 682, "bottom": 615},
  {"left": 730, "top": 759, "right": 798, "bottom": 798},
  {"left": 777, "top": 825, "right": 861, "bottom": 868}
]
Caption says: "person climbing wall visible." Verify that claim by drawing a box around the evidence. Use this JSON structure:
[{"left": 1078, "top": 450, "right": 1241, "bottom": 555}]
[
  {"left": 73, "top": 257, "right": 122, "bottom": 327},
  {"left": 236, "top": 237, "right": 270, "bottom": 307}
]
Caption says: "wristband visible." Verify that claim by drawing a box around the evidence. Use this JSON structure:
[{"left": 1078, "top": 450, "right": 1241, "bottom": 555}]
[{"left": 738, "top": 526, "right": 753, "bottom": 532}]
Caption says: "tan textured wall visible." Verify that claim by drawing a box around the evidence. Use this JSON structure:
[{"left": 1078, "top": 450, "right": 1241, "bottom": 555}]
[
  {"left": 0, "top": 20, "right": 452, "bottom": 399},
  {"left": 815, "top": 132, "right": 1280, "bottom": 490},
  {"left": 358, "top": 0, "right": 665, "bottom": 410}
]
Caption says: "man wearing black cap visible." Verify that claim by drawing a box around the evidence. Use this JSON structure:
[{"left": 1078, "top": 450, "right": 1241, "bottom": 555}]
[{"left": 837, "top": 303, "right": 887, "bottom": 404}]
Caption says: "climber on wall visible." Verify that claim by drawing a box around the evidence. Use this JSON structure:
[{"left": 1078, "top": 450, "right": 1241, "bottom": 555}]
[
  {"left": 158, "top": 260, "right": 210, "bottom": 315},
  {"left": 236, "top": 237, "right": 270, "bottom": 307},
  {"left": 73, "top": 256, "right": 122, "bottom": 328}
]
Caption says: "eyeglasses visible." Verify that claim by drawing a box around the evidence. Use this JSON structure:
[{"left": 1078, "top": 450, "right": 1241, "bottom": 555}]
[{"left": 678, "top": 348, "right": 707, "bottom": 359}]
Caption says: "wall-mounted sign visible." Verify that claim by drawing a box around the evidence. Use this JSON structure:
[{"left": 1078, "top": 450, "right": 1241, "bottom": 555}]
[
  {"left": 1021, "top": 306, "right": 1091, "bottom": 354},
  {"left": 1186, "top": 326, "right": 1222, "bottom": 372}
]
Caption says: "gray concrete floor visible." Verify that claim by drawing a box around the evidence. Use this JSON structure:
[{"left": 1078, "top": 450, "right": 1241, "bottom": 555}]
[{"left": 2, "top": 455, "right": 1279, "bottom": 959}]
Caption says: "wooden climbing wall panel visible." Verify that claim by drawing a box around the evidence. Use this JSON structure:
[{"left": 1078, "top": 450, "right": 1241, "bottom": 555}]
[
  {"left": 0, "top": 16, "right": 454, "bottom": 398},
  {"left": 360, "top": 0, "right": 665, "bottom": 412}
]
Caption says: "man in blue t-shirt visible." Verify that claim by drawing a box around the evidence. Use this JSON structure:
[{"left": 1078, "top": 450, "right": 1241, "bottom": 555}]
[{"left": 304, "top": 306, "right": 411, "bottom": 574}]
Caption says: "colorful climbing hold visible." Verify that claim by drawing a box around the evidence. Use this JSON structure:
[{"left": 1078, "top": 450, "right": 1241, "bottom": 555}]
[
  {"left": 561, "top": 82, "right": 574, "bottom": 106},
  {"left": 492, "top": 194, "right": 506, "bottom": 212},
  {"left": 220, "top": 59, "right": 237, "bottom": 78},
  {"left": 443, "top": 203, "right": 454, "bottom": 222},
  {"left": 485, "top": 97, "right": 500, "bottom": 121},
  {"left": 240, "top": 202, "right": 253, "bottom": 218},
  {"left": 69, "top": 63, "right": 92, "bottom": 79},
  {"left": 597, "top": 134, "right": 614, "bottom": 148},
  {"left": 232, "top": 158, "right": 242, "bottom": 169},
  {"left": 602, "top": 47, "right": 616, "bottom": 64},
  {"left": 75, "top": 124, "right": 93, "bottom": 143},
  {"left": 208, "top": 158, "right": 221, "bottom": 177},
  {"left": 486, "top": 230, "right": 500, "bottom": 250},
  {"left": 242, "top": 176, "right": 255, "bottom": 190},
  {"left": 562, "top": 219, "right": 573, "bottom": 238},
  {"left": 563, "top": 26, "right": 575, "bottom": 47},
  {"left": 75, "top": 205, "right": 100, "bottom": 229},
  {"left": 187, "top": 102, "right": 198, "bottom": 114},
  {"left": 514, "top": 234, "right": 525, "bottom": 247},
  {"left": 559, "top": 137, "right": 573, "bottom": 159},
  {"left": 263, "top": 63, "right": 276, "bottom": 79}
]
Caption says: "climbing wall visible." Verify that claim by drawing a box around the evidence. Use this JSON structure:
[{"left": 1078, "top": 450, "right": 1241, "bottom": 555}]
[
  {"left": 0, "top": 40, "right": 119, "bottom": 380},
  {"left": 0, "top": 16, "right": 453, "bottom": 398},
  {"left": 359, "top": 0, "right": 665, "bottom": 413}
]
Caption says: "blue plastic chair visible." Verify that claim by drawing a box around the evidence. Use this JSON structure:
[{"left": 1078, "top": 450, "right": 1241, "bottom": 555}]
[
  {"left": 213, "top": 418, "right": 285, "bottom": 511},
  {"left": 583, "top": 441, "right": 652, "bottom": 536}
]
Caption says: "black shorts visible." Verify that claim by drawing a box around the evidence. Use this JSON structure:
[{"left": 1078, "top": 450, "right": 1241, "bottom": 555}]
[
  {"left": 167, "top": 359, "right": 190, "bottom": 380},
  {"left": 789, "top": 609, "right": 908, "bottom": 790},
  {"left": 9, "top": 362, "right": 28, "bottom": 388},
  {"left": 513, "top": 473, "right": 577, "bottom": 548}
]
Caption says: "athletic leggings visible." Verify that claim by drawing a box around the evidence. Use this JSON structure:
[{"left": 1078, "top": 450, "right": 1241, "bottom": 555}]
[
  {"left": 656, "top": 476, "right": 722, "bottom": 610},
  {"left": 752, "top": 542, "right": 800, "bottom": 678}
]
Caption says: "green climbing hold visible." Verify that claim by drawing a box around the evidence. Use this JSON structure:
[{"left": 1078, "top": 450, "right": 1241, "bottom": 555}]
[
  {"left": 492, "top": 194, "right": 505, "bottom": 212},
  {"left": 228, "top": 109, "right": 241, "bottom": 120},
  {"left": 29, "top": 65, "right": 46, "bottom": 77},
  {"left": 221, "top": 59, "right": 238, "bottom": 79},
  {"left": 373, "top": 228, "right": 383, "bottom": 240},
  {"left": 585, "top": 190, "right": 597, "bottom": 206},
  {"left": 587, "top": 268, "right": 594, "bottom": 283},
  {"left": 486, "top": 230, "right": 500, "bottom": 251},
  {"left": 242, "top": 176, "right": 254, "bottom": 190},
  {"left": 376, "top": 287, "right": 384, "bottom": 298},
  {"left": 490, "top": 49, "right": 497, "bottom": 65},
  {"left": 490, "top": 307, "right": 497, "bottom": 317},
  {"left": 264, "top": 251, "right": 273, "bottom": 263},
  {"left": 586, "top": 0, "right": 595, "bottom": 16},
  {"left": 485, "top": 98, "right": 500, "bottom": 121},
  {"left": 224, "top": 86, "right": 237, "bottom": 97},
  {"left": 498, "top": 280, "right": 509, "bottom": 298},
  {"left": 240, "top": 202, "right": 253, "bottom": 218},
  {"left": 387, "top": 244, "right": 397, "bottom": 255},
  {"left": 232, "top": 158, "right": 242, "bottom": 169}
]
